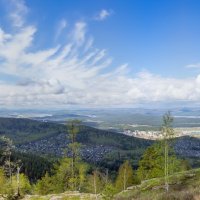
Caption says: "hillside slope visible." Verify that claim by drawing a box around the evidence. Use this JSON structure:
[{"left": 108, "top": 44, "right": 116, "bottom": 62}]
[
  {"left": 0, "top": 117, "right": 200, "bottom": 167},
  {"left": 115, "top": 168, "right": 200, "bottom": 200},
  {"left": 17, "top": 168, "right": 200, "bottom": 200},
  {"left": 0, "top": 117, "right": 153, "bottom": 169}
]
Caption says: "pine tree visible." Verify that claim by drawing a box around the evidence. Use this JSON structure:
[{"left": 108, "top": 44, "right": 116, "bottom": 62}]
[
  {"left": 1, "top": 136, "right": 15, "bottom": 183},
  {"left": 137, "top": 142, "right": 164, "bottom": 180},
  {"left": 137, "top": 142, "right": 187, "bottom": 181},
  {"left": 67, "top": 120, "right": 81, "bottom": 190}
]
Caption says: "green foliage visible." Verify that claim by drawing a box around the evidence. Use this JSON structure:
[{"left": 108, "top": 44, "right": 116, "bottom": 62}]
[
  {"left": 34, "top": 173, "right": 55, "bottom": 195},
  {"left": 137, "top": 142, "right": 188, "bottom": 181},
  {"left": 0, "top": 117, "right": 153, "bottom": 149},
  {"left": 102, "top": 183, "right": 117, "bottom": 200},
  {"left": 115, "top": 160, "right": 134, "bottom": 192},
  {"left": 0, "top": 167, "right": 31, "bottom": 198},
  {"left": 11, "top": 173, "right": 32, "bottom": 195},
  {"left": 0, "top": 150, "right": 53, "bottom": 183},
  {"left": 0, "top": 117, "right": 154, "bottom": 179},
  {"left": 34, "top": 158, "right": 89, "bottom": 194},
  {"left": 0, "top": 117, "right": 65, "bottom": 144},
  {"left": 0, "top": 167, "right": 7, "bottom": 194},
  {"left": 115, "top": 168, "right": 200, "bottom": 200},
  {"left": 85, "top": 170, "right": 105, "bottom": 194}
]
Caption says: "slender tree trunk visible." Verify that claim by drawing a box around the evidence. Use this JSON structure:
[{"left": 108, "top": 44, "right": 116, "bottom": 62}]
[
  {"left": 164, "top": 139, "right": 169, "bottom": 192},
  {"left": 105, "top": 169, "right": 108, "bottom": 185},
  {"left": 71, "top": 157, "right": 75, "bottom": 190},
  {"left": 9, "top": 154, "right": 12, "bottom": 184},
  {"left": 93, "top": 171, "right": 97, "bottom": 200},
  {"left": 71, "top": 124, "right": 76, "bottom": 190},
  {"left": 123, "top": 167, "right": 127, "bottom": 191},
  {"left": 17, "top": 167, "right": 20, "bottom": 196},
  {"left": 17, "top": 164, "right": 22, "bottom": 196}
]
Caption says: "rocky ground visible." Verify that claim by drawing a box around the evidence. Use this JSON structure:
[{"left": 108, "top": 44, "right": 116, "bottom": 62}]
[{"left": 23, "top": 192, "right": 99, "bottom": 200}]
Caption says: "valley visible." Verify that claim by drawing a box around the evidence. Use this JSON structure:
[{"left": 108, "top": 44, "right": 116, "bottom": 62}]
[{"left": 0, "top": 117, "right": 200, "bottom": 168}]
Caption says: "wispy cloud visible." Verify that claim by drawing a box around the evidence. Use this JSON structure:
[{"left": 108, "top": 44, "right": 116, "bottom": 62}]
[
  {"left": 186, "top": 63, "right": 200, "bottom": 68},
  {"left": 0, "top": 0, "right": 200, "bottom": 108},
  {"left": 7, "top": 0, "right": 28, "bottom": 27},
  {"left": 72, "top": 21, "right": 87, "bottom": 44},
  {"left": 55, "top": 19, "right": 67, "bottom": 40},
  {"left": 94, "top": 9, "right": 113, "bottom": 21}
]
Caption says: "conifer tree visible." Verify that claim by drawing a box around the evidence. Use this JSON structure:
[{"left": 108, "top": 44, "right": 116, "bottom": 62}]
[
  {"left": 67, "top": 120, "right": 81, "bottom": 190},
  {"left": 137, "top": 142, "right": 186, "bottom": 181},
  {"left": 0, "top": 136, "right": 15, "bottom": 183}
]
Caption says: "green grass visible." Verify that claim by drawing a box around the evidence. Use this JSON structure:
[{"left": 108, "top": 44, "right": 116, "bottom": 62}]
[
  {"left": 114, "top": 168, "right": 200, "bottom": 200},
  {"left": 24, "top": 169, "right": 200, "bottom": 200}
]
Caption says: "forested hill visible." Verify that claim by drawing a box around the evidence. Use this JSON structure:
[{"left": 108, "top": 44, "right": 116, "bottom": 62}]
[
  {"left": 0, "top": 117, "right": 65, "bottom": 144},
  {"left": 0, "top": 117, "right": 200, "bottom": 169},
  {"left": 0, "top": 117, "right": 200, "bottom": 183},
  {"left": 0, "top": 117, "right": 154, "bottom": 175},
  {"left": 0, "top": 117, "right": 153, "bottom": 148}
]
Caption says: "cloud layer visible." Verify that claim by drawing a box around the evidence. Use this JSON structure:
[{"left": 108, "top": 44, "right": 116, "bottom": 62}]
[{"left": 0, "top": 0, "right": 200, "bottom": 108}]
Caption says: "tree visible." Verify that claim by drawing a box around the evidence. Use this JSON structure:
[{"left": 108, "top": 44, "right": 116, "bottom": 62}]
[
  {"left": 86, "top": 169, "right": 104, "bottom": 198},
  {"left": 0, "top": 167, "right": 7, "bottom": 195},
  {"left": 115, "top": 160, "right": 134, "bottom": 192},
  {"left": 162, "top": 112, "right": 174, "bottom": 192},
  {"left": 137, "top": 142, "right": 164, "bottom": 180},
  {"left": 34, "top": 120, "right": 89, "bottom": 194},
  {"left": 102, "top": 183, "right": 117, "bottom": 200},
  {"left": 137, "top": 142, "right": 187, "bottom": 181},
  {"left": 34, "top": 173, "right": 55, "bottom": 195},
  {"left": 11, "top": 173, "right": 31, "bottom": 196},
  {"left": 0, "top": 136, "right": 15, "bottom": 183},
  {"left": 16, "top": 162, "right": 23, "bottom": 196},
  {"left": 34, "top": 158, "right": 88, "bottom": 194},
  {"left": 67, "top": 120, "right": 82, "bottom": 190}
]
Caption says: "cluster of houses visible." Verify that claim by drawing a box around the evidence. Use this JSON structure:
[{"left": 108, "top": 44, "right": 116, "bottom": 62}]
[{"left": 16, "top": 133, "right": 113, "bottom": 163}]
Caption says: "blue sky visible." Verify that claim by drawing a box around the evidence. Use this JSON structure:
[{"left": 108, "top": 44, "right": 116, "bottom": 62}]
[
  {"left": 17, "top": 0, "right": 200, "bottom": 77},
  {"left": 0, "top": 0, "right": 200, "bottom": 108}
]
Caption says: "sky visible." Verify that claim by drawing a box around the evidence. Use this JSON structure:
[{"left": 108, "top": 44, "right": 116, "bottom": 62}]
[{"left": 0, "top": 0, "right": 200, "bottom": 109}]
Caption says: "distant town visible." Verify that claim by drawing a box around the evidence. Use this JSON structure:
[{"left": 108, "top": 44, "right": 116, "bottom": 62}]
[{"left": 123, "top": 127, "right": 200, "bottom": 140}]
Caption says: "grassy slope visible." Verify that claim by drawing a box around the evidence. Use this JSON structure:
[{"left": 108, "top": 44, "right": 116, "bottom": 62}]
[
  {"left": 20, "top": 168, "right": 200, "bottom": 200},
  {"left": 115, "top": 168, "right": 200, "bottom": 200}
]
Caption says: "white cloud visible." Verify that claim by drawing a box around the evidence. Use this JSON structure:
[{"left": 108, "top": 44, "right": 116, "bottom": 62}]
[
  {"left": 186, "top": 63, "right": 200, "bottom": 68},
  {"left": 1, "top": 1, "right": 200, "bottom": 108},
  {"left": 72, "top": 21, "right": 87, "bottom": 44},
  {"left": 55, "top": 19, "right": 67, "bottom": 40},
  {"left": 7, "top": 0, "right": 28, "bottom": 28},
  {"left": 94, "top": 9, "right": 113, "bottom": 21}
]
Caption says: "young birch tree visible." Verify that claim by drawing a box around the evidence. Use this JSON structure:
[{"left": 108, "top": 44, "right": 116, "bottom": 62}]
[
  {"left": 115, "top": 160, "right": 134, "bottom": 192},
  {"left": 161, "top": 112, "right": 174, "bottom": 192}
]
